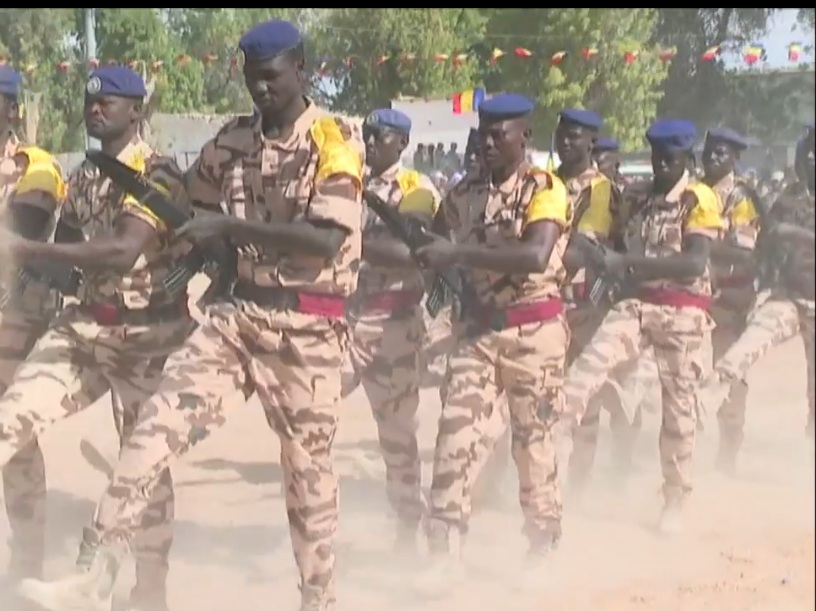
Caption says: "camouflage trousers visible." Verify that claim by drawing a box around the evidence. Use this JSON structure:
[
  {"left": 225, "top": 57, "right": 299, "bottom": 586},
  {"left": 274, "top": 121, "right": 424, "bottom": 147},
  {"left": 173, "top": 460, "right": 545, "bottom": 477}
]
[
  {"left": 713, "top": 292, "right": 814, "bottom": 435},
  {"left": 561, "top": 299, "right": 711, "bottom": 503},
  {"left": 87, "top": 302, "right": 347, "bottom": 602},
  {"left": 346, "top": 310, "right": 425, "bottom": 527},
  {"left": 0, "top": 311, "right": 48, "bottom": 580},
  {"left": 427, "top": 315, "right": 568, "bottom": 546},
  {"left": 0, "top": 305, "right": 190, "bottom": 593},
  {"left": 565, "top": 305, "right": 637, "bottom": 484},
  {"left": 420, "top": 305, "right": 455, "bottom": 391}
]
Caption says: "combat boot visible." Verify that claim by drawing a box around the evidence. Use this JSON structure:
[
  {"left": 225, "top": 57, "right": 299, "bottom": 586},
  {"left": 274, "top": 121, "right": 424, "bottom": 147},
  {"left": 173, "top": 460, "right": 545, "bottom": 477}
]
[
  {"left": 517, "top": 530, "right": 559, "bottom": 591},
  {"left": 657, "top": 498, "right": 685, "bottom": 535},
  {"left": 414, "top": 520, "right": 466, "bottom": 597},
  {"left": 18, "top": 529, "right": 126, "bottom": 611},
  {"left": 393, "top": 521, "right": 420, "bottom": 557},
  {"left": 298, "top": 584, "right": 335, "bottom": 611},
  {"left": 125, "top": 563, "right": 169, "bottom": 611}
]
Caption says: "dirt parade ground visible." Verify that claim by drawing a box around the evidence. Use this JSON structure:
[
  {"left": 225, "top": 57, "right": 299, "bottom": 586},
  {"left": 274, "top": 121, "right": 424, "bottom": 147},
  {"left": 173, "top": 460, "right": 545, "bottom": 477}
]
[{"left": 1, "top": 281, "right": 814, "bottom": 611}]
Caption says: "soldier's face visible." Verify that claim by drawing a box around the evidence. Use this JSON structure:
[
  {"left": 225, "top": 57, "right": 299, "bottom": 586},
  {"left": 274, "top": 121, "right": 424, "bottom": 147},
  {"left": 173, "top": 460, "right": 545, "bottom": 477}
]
[
  {"left": 479, "top": 118, "right": 528, "bottom": 171},
  {"left": 593, "top": 150, "right": 619, "bottom": 180},
  {"left": 556, "top": 121, "right": 593, "bottom": 164},
  {"left": 702, "top": 138, "right": 736, "bottom": 179},
  {"left": 84, "top": 95, "right": 137, "bottom": 140},
  {"left": 243, "top": 54, "right": 302, "bottom": 115},
  {"left": 363, "top": 125, "right": 403, "bottom": 170},
  {"left": 651, "top": 148, "right": 687, "bottom": 186}
]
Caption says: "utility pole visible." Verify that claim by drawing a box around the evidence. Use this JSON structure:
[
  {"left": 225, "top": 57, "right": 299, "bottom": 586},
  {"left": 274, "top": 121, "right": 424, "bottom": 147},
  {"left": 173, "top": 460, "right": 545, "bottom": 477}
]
[{"left": 85, "top": 8, "right": 99, "bottom": 149}]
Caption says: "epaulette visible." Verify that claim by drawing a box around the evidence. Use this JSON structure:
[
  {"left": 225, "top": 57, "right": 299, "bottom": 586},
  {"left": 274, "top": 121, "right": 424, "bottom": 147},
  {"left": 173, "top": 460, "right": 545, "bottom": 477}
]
[{"left": 526, "top": 166, "right": 555, "bottom": 189}]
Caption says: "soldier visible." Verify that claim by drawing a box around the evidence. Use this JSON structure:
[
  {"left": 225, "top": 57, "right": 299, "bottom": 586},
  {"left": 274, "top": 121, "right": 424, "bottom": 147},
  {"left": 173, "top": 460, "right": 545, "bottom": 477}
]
[
  {"left": 0, "top": 65, "right": 191, "bottom": 611},
  {"left": 558, "top": 119, "right": 723, "bottom": 534},
  {"left": 550, "top": 109, "right": 628, "bottom": 494},
  {"left": 0, "top": 66, "right": 65, "bottom": 608},
  {"left": 592, "top": 136, "right": 625, "bottom": 188},
  {"left": 696, "top": 127, "right": 763, "bottom": 473},
  {"left": 703, "top": 123, "right": 815, "bottom": 441},
  {"left": 18, "top": 20, "right": 363, "bottom": 611},
  {"left": 344, "top": 108, "right": 440, "bottom": 551},
  {"left": 411, "top": 93, "right": 571, "bottom": 591}
]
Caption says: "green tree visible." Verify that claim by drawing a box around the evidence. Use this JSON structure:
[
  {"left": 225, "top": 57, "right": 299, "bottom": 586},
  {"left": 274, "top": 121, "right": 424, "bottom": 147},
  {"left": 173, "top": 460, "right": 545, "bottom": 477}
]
[
  {"left": 477, "top": 9, "right": 668, "bottom": 150},
  {"left": 310, "top": 9, "right": 487, "bottom": 116},
  {"left": 653, "top": 9, "right": 777, "bottom": 130},
  {"left": 0, "top": 9, "right": 81, "bottom": 152}
]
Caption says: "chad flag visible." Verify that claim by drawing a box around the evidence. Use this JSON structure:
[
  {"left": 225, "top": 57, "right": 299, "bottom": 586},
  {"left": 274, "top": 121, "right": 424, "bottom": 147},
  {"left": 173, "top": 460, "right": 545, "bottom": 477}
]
[
  {"left": 788, "top": 43, "right": 802, "bottom": 62},
  {"left": 743, "top": 45, "right": 766, "bottom": 64},
  {"left": 701, "top": 45, "right": 721, "bottom": 61},
  {"left": 452, "top": 87, "right": 486, "bottom": 114}
]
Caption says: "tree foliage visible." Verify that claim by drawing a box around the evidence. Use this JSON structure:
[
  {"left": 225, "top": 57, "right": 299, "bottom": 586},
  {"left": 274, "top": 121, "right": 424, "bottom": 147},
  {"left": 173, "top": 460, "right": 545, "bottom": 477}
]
[{"left": 0, "top": 9, "right": 791, "bottom": 155}]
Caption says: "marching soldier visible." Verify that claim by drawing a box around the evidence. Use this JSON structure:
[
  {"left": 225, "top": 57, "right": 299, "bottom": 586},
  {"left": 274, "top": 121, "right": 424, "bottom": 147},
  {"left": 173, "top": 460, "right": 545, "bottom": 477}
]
[
  {"left": 592, "top": 136, "right": 625, "bottom": 188},
  {"left": 558, "top": 119, "right": 723, "bottom": 534},
  {"left": 344, "top": 108, "right": 440, "bottom": 551},
  {"left": 0, "top": 65, "right": 193, "bottom": 611},
  {"left": 698, "top": 127, "right": 763, "bottom": 473},
  {"left": 412, "top": 93, "right": 572, "bottom": 591},
  {"left": 0, "top": 65, "right": 65, "bottom": 609},
  {"left": 19, "top": 20, "right": 363, "bottom": 611},
  {"left": 703, "top": 122, "right": 815, "bottom": 442}
]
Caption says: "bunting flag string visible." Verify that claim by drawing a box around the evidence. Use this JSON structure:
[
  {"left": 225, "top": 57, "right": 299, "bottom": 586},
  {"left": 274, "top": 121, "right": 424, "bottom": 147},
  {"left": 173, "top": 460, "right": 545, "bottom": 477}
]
[{"left": 0, "top": 41, "right": 809, "bottom": 78}]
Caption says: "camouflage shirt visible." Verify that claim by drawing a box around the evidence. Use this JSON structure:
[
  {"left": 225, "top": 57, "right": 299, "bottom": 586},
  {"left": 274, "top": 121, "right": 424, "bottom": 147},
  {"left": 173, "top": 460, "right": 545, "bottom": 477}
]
[
  {"left": 60, "top": 137, "right": 190, "bottom": 309},
  {"left": 769, "top": 181, "right": 815, "bottom": 299},
  {"left": 361, "top": 162, "right": 440, "bottom": 294},
  {"left": 184, "top": 100, "right": 364, "bottom": 297},
  {"left": 441, "top": 163, "right": 571, "bottom": 308}
]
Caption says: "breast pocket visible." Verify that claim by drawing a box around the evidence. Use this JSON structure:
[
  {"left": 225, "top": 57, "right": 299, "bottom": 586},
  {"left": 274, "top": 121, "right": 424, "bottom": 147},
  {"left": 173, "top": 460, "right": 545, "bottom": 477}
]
[{"left": 483, "top": 208, "right": 521, "bottom": 245}]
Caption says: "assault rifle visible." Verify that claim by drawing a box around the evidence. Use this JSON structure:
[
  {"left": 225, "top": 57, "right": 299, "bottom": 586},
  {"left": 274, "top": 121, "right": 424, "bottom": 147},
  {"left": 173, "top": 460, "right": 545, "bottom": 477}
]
[
  {"left": 0, "top": 264, "right": 82, "bottom": 309},
  {"left": 85, "top": 150, "right": 236, "bottom": 301},
  {"left": 362, "top": 189, "right": 463, "bottom": 319}
]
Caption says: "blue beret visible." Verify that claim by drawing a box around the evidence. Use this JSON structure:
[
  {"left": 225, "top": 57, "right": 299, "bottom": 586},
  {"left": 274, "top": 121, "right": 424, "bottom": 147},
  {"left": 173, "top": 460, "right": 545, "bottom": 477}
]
[
  {"left": 594, "top": 136, "right": 619, "bottom": 152},
  {"left": 706, "top": 127, "right": 749, "bottom": 151},
  {"left": 646, "top": 119, "right": 698, "bottom": 154},
  {"left": 365, "top": 108, "right": 411, "bottom": 134},
  {"left": 479, "top": 93, "right": 534, "bottom": 121},
  {"left": 239, "top": 20, "right": 301, "bottom": 63},
  {"left": 86, "top": 66, "right": 146, "bottom": 98},
  {"left": 0, "top": 65, "right": 22, "bottom": 97},
  {"left": 560, "top": 108, "right": 603, "bottom": 131}
]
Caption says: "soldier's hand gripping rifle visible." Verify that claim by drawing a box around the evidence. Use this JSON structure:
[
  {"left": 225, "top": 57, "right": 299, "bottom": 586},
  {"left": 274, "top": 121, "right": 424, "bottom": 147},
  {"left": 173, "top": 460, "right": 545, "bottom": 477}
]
[
  {"left": 85, "top": 150, "right": 236, "bottom": 301},
  {"left": 362, "top": 190, "right": 464, "bottom": 318},
  {"left": 0, "top": 264, "right": 83, "bottom": 310}
]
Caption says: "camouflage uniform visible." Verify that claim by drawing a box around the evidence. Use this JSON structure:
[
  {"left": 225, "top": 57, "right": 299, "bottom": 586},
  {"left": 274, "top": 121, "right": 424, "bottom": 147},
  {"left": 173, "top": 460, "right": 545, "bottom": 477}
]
[
  {"left": 0, "top": 137, "right": 63, "bottom": 582},
  {"left": 425, "top": 162, "right": 572, "bottom": 559},
  {"left": 561, "top": 171, "right": 723, "bottom": 510},
  {"left": 711, "top": 181, "right": 815, "bottom": 437},
  {"left": 53, "top": 103, "right": 363, "bottom": 609},
  {"left": 706, "top": 173, "right": 761, "bottom": 460},
  {"left": 0, "top": 138, "right": 192, "bottom": 606},
  {"left": 346, "top": 162, "right": 440, "bottom": 532}
]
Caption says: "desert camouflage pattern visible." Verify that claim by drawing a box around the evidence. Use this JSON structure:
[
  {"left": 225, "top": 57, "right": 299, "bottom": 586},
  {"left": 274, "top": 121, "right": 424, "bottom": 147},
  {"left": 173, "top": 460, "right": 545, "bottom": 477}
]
[
  {"left": 713, "top": 184, "right": 815, "bottom": 437},
  {"left": 707, "top": 173, "right": 761, "bottom": 454},
  {"left": 61, "top": 137, "right": 192, "bottom": 309},
  {"left": 0, "top": 142, "right": 192, "bottom": 599},
  {"left": 345, "top": 163, "right": 440, "bottom": 527},
  {"left": 427, "top": 164, "right": 571, "bottom": 546},
  {"left": 0, "top": 138, "right": 65, "bottom": 580},
  {"left": 185, "top": 102, "right": 362, "bottom": 298},
  {"left": 87, "top": 102, "right": 364, "bottom": 606},
  {"left": 563, "top": 173, "right": 721, "bottom": 502}
]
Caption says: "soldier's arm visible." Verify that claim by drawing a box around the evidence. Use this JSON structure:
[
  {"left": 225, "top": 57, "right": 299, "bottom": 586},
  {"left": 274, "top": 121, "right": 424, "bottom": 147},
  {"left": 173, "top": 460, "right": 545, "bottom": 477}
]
[
  {"left": 363, "top": 186, "right": 438, "bottom": 268},
  {"left": 452, "top": 174, "right": 568, "bottom": 274},
  {"left": 624, "top": 187, "right": 722, "bottom": 280},
  {"left": 224, "top": 119, "right": 363, "bottom": 259},
  {"left": 764, "top": 190, "right": 816, "bottom": 246},
  {"left": 564, "top": 179, "right": 616, "bottom": 274},
  {"left": 8, "top": 151, "right": 62, "bottom": 239},
  {"left": 709, "top": 186, "right": 760, "bottom": 265}
]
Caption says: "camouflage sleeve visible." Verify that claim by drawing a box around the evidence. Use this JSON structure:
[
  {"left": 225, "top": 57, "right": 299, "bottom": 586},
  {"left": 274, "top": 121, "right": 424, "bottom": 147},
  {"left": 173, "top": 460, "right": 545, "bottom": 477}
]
[
  {"left": 306, "top": 116, "right": 364, "bottom": 233},
  {"left": 120, "top": 154, "right": 188, "bottom": 233},
  {"left": 184, "top": 119, "right": 242, "bottom": 209},
  {"left": 58, "top": 169, "right": 85, "bottom": 229}
]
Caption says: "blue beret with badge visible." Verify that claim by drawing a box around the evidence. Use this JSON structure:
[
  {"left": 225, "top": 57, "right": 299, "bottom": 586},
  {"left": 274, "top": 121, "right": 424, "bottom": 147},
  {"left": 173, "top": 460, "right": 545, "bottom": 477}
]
[
  {"left": 646, "top": 119, "right": 698, "bottom": 154},
  {"left": 86, "top": 66, "right": 146, "bottom": 98},
  {"left": 0, "top": 65, "right": 22, "bottom": 98},
  {"left": 239, "top": 19, "right": 302, "bottom": 63},
  {"left": 559, "top": 108, "right": 603, "bottom": 131},
  {"left": 478, "top": 93, "right": 535, "bottom": 121},
  {"left": 365, "top": 108, "right": 412, "bottom": 134},
  {"left": 594, "top": 136, "right": 619, "bottom": 152},
  {"left": 706, "top": 127, "right": 749, "bottom": 151}
]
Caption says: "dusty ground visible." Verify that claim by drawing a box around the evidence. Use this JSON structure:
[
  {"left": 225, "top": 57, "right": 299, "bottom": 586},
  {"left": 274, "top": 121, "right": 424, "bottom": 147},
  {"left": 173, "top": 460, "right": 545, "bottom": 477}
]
[{"left": 1, "top": 294, "right": 814, "bottom": 611}]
